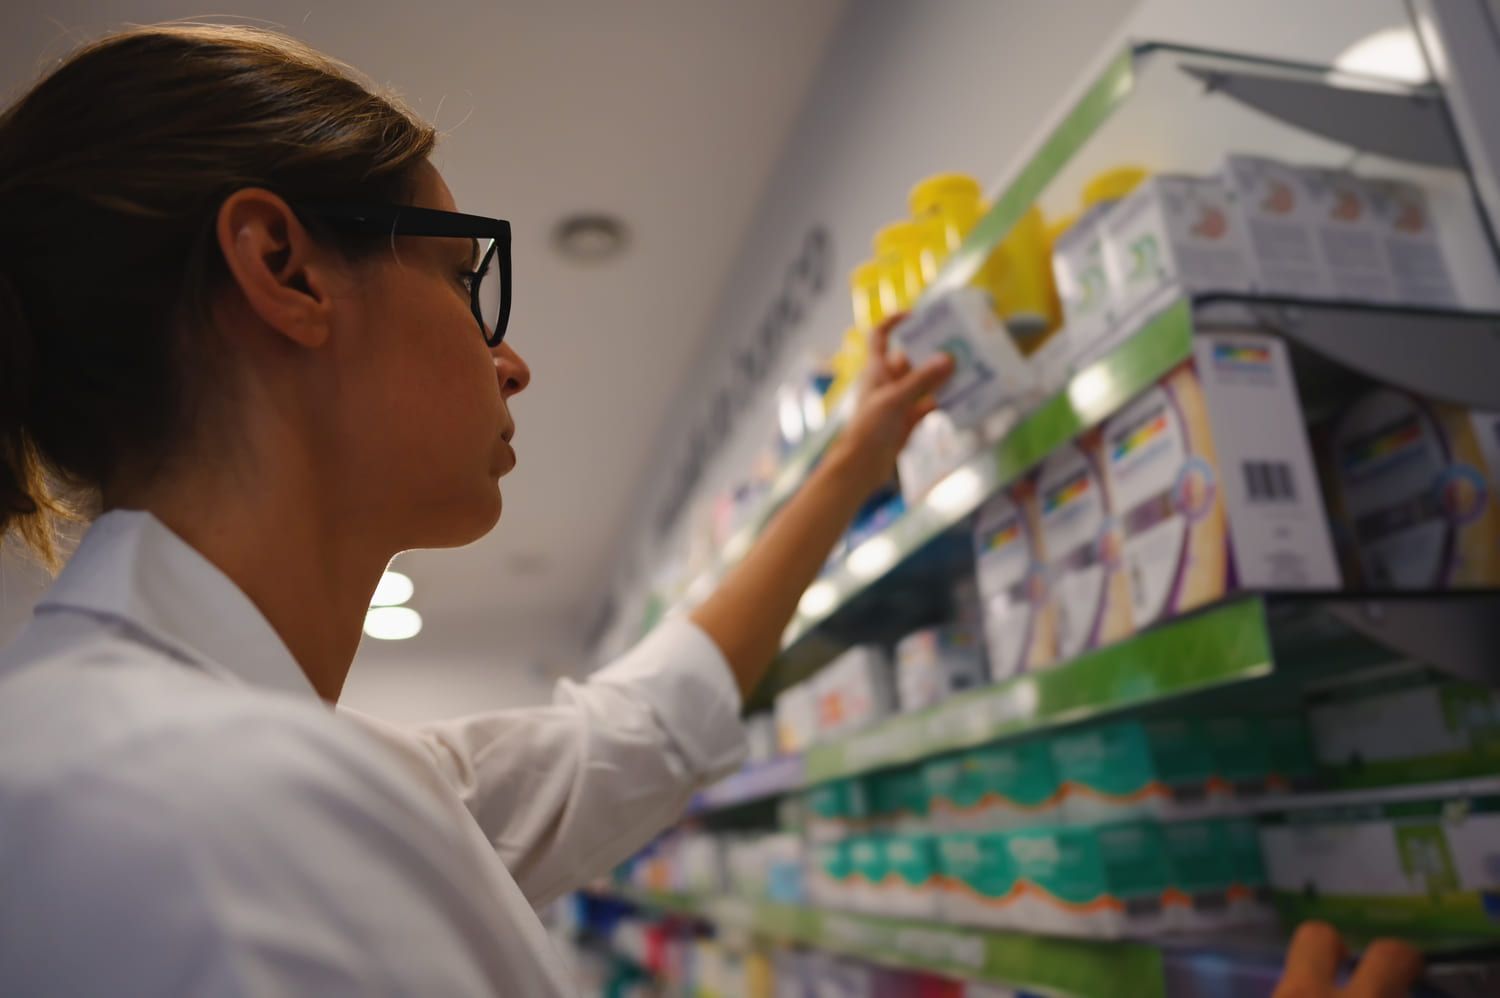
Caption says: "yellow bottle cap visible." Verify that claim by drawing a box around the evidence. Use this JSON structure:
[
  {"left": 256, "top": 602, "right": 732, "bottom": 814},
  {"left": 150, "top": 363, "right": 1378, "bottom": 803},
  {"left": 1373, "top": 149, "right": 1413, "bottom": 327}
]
[
  {"left": 1082, "top": 166, "right": 1148, "bottom": 207},
  {"left": 849, "top": 261, "right": 884, "bottom": 289},
  {"left": 873, "top": 221, "right": 919, "bottom": 256},
  {"left": 909, "top": 173, "right": 983, "bottom": 216}
]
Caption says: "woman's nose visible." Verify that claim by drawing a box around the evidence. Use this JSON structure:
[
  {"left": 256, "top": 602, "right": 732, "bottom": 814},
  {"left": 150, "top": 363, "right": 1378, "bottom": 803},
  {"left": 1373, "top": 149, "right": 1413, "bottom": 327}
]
[{"left": 493, "top": 340, "right": 531, "bottom": 398}]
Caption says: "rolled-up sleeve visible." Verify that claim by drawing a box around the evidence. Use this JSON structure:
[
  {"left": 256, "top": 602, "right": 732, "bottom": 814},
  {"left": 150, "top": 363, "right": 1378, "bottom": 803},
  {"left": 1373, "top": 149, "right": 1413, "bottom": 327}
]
[{"left": 340, "top": 618, "right": 747, "bottom": 907}]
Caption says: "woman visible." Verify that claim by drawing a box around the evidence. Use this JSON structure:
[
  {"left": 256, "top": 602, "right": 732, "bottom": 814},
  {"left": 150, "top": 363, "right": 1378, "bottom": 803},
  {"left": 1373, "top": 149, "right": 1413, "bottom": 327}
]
[{"left": 0, "top": 23, "right": 1420, "bottom": 998}]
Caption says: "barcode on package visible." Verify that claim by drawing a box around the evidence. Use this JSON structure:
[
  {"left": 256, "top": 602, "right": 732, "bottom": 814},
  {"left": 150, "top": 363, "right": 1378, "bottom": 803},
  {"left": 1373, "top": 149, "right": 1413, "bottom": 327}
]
[{"left": 1243, "top": 461, "right": 1296, "bottom": 502}]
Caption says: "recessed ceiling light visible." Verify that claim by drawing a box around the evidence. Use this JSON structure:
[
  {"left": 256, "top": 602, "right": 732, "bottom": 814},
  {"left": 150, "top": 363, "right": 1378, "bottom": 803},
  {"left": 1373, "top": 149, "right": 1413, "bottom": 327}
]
[
  {"left": 364, "top": 606, "right": 423, "bottom": 641},
  {"left": 553, "top": 213, "right": 629, "bottom": 263},
  {"left": 1335, "top": 26, "right": 1429, "bottom": 84},
  {"left": 371, "top": 570, "right": 414, "bottom": 607}
]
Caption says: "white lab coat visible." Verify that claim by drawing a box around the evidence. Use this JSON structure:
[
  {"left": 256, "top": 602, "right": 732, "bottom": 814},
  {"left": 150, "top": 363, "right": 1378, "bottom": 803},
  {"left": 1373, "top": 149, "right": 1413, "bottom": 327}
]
[{"left": 0, "top": 510, "right": 747, "bottom": 995}]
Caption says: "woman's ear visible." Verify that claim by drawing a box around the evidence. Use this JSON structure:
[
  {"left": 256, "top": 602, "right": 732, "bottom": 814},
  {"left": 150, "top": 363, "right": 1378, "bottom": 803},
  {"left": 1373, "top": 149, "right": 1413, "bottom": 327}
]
[{"left": 215, "top": 188, "right": 337, "bottom": 349}]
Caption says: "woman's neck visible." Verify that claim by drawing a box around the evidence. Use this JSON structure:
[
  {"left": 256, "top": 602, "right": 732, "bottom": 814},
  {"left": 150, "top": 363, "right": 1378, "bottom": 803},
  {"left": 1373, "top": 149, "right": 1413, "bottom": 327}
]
[{"left": 114, "top": 453, "right": 389, "bottom": 705}]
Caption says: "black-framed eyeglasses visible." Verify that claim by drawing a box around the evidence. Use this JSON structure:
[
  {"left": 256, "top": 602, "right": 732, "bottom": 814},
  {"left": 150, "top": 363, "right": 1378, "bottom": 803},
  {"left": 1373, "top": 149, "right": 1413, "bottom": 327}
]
[{"left": 293, "top": 201, "right": 512, "bottom": 347}]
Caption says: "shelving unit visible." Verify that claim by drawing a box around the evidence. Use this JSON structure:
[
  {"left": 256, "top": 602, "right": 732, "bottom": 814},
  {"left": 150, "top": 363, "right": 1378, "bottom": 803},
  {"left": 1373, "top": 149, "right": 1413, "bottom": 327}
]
[{"left": 595, "top": 29, "right": 1500, "bottom": 998}]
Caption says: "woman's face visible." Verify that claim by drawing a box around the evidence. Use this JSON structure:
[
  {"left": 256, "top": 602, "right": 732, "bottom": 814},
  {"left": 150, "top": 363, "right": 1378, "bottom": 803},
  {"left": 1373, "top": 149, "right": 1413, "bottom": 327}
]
[{"left": 327, "top": 162, "right": 530, "bottom": 551}]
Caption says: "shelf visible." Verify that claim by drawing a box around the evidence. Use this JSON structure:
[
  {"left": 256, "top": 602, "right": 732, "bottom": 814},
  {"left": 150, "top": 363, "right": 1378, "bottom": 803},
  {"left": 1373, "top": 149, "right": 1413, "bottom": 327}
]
[
  {"left": 719, "top": 590, "right": 1500, "bottom": 801},
  {"left": 689, "top": 753, "right": 805, "bottom": 815},
  {"left": 599, "top": 888, "right": 1165, "bottom": 998}
]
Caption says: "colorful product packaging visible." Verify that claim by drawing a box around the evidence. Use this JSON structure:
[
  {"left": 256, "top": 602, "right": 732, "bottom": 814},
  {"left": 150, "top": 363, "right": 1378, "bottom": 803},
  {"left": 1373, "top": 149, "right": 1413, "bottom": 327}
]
[
  {"left": 1260, "top": 793, "right": 1500, "bottom": 939},
  {"left": 1224, "top": 817, "right": 1277, "bottom": 926},
  {"left": 1322, "top": 388, "right": 1500, "bottom": 589},
  {"left": 1100, "top": 174, "right": 1259, "bottom": 328},
  {"left": 1366, "top": 176, "right": 1460, "bottom": 308},
  {"left": 1052, "top": 719, "right": 1218, "bottom": 823},
  {"left": 895, "top": 622, "right": 990, "bottom": 714},
  {"left": 807, "top": 778, "right": 874, "bottom": 842},
  {"left": 973, "top": 479, "right": 1055, "bottom": 681},
  {"left": 883, "top": 834, "right": 944, "bottom": 920},
  {"left": 1037, "top": 438, "right": 1134, "bottom": 662},
  {"left": 924, "top": 740, "right": 1063, "bottom": 832},
  {"left": 1306, "top": 662, "right": 1500, "bottom": 788},
  {"left": 813, "top": 645, "right": 897, "bottom": 741},
  {"left": 847, "top": 836, "right": 890, "bottom": 914},
  {"left": 1161, "top": 819, "right": 1238, "bottom": 932},
  {"left": 937, "top": 832, "right": 1017, "bottom": 931},
  {"left": 1101, "top": 332, "right": 1341, "bottom": 633},
  {"left": 1221, "top": 154, "right": 1336, "bottom": 299},
  {"left": 810, "top": 839, "right": 854, "bottom": 911},
  {"left": 774, "top": 680, "right": 819, "bottom": 755},
  {"left": 1003, "top": 823, "right": 1177, "bottom": 939},
  {"left": 1301, "top": 167, "right": 1399, "bottom": 303},
  {"left": 869, "top": 764, "right": 933, "bottom": 831}
]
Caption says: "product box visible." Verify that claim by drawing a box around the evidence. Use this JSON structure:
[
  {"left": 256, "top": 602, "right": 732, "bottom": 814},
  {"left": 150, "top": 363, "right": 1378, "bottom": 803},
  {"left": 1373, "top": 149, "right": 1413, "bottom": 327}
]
[
  {"left": 813, "top": 645, "right": 897, "bottom": 741},
  {"left": 868, "top": 764, "right": 932, "bottom": 831},
  {"left": 924, "top": 740, "right": 1062, "bottom": 832},
  {"left": 1224, "top": 817, "right": 1277, "bottom": 926},
  {"left": 1052, "top": 719, "right": 1219, "bottom": 824},
  {"left": 884, "top": 834, "right": 944, "bottom": 920},
  {"left": 775, "top": 681, "right": 819, "bottom": 755},
  {"left": 1301, "top": 167, "right": 1398, "bottom": 303},
  {"left": 892, "top": 286, "right": 1040, "bottom": 432},
  {"left": 1100, "top": 174, "right": 1259, "bottom": 329},
  {"left": 1051, "top": 204, "right": 1116, "bottom": 368},
  {"left": 806, "top": 778, "right": 873, "bottom": 842},
  {"left": 1260, "top": 794, "right": 1500, "bottom": 939},
  {"left": 1321, "top": 388, "right": 1500, "bottom": 589},
  {"left": 847, "top": 836, "right": 890, "bottom": 914},
  {"left": 1221, "top": 154, "right": 1336, "bottom": 299},
  {"left": 895, "top": 623, "right": 991, "bottom": 713},
  {"left": 1366, "top": 177, "right": 1460, "bottom": 308},
  {"left": 1265, "top": 715, "right": 1320, "bottom": 794},
  {"left": 1161, "top": 819, "right": 1238, "bottom": 932},
  {"left": 937, "top": 832, "right": 1017, "bottom": 931},
  {"left": 1101, "top": 332, "right": 1342, "bottom": 633},
  {"left": 1203, "top": 716, "right": 1273, "bottom": 799},
  {"left": 810, "top": 839, "right": 854, "bottom": 911},
  {"left": 897, "top": 411, "right": 986, "bottom": 507},
  {"left": 1306, "top": 662, "right": 1500, "bottom": 788},
  {"left": 973, "top": 480, "right": 1056, "bottom": 681},
  {"left": 1004, "top": 823, "right": 1177, "bottom": 939},
  {"left": 1037, "top": 439, "right": 1134, "bottom": 662}
]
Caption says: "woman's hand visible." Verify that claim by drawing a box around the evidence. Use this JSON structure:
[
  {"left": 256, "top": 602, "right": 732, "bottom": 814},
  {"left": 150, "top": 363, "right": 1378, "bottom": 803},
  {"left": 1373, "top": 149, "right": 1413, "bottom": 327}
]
[
  {"left": 1274, "top": 922, "right": 1423, "bottom": 998},
  {"left": 824, "top": 313, "right": 955, "bottom": 497}
]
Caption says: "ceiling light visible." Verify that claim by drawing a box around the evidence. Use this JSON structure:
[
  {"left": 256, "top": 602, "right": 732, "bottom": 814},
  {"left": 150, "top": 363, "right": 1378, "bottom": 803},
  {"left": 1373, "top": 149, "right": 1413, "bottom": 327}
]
[
  {"left": 553, "top": 213, "right": 629, "bottom": 263},
  {"left": 370, "top": 570, "right": 414, "bottom": 607},
  {"left": 1335, "top": 26, "right": 1429, "bottom": 84},
  {"left": 364, "top": 606, "right": 423, "bottom": 641}
]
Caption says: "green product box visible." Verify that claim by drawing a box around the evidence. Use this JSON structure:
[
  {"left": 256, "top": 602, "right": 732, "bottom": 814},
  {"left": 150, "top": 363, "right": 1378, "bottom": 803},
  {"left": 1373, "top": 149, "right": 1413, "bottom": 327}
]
[
  {"left": 883, "top": 834, "right": 943, "bottom": 919},
  {"left": 1053, "top": 719, "right": 1218, "bottom": 824},
  {"left": 847, "top": 836, "right": 890, "bottom": 914},
  {"left": 806, "top": 777, "right": 873, "bottom": 840},
  {"left": 1161, "top": 819, "right": 1237, "bottom": 931},
  {"left": 1003, "top": 823, "right": 1176, "bottom": 939},
  {"left": 1265, "top": 715, "right": 1319, "bottom": 793},
  {"left": 810, "top": 840, "right": 853, "bottom": 911},
  {"left": 924, "top": 740, "right": 1062, "bottom": 832},
  {"left": 1224, "top": 817, "right": 1277, "bottom": 926},
  {"left": 869, "top": 764, "right": 930, "bottom": 829},
  {"left": 937, "top": 833, "right": 1018, "bottom": 931},
  {"left": 1307, "top": 664, "right": 1500, "bottom": 789},
  {"left": 1262, "top": 794, "right": 1500, "bottom": 939},
  {"left": 1204, "top": 717, "right": 1271, "bottom": 794}
]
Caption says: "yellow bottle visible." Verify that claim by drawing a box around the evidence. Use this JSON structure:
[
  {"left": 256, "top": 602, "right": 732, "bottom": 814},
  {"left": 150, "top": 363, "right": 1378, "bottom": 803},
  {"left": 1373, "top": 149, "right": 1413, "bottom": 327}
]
[
  {"left": 849, "top": 260, "right": 887, "bottom": 332},
  {"left": 1082, "top": 165, "right": 1148, "bottom": 209},
  {"left": 909, "top": 173, "right": 986, "bottom": 254},
  {"left": 993, "top": 204, "right": 1061, "bottom": 349},
  {"left": 873, "top": 221, "right": 929, "bottom": 303}
]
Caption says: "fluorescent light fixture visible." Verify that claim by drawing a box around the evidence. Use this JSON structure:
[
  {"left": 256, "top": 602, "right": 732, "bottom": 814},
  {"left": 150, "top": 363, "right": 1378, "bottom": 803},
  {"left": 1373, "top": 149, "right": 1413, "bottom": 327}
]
[
  {"left": 364, "top": 606, "right": 422, "bottom": 641},
  {"left": 847, "top": 535, "right": 899, "bottom": 581},
  {"left": 370, "top": 570, "right": 414, "bottom": 607},
  {"left": 798, "top": 579, "right": 838, "bottom": 618},
  {"left": 1335, "top": 26, "right": 1429, "bottom": 84},
  {"left": 926, "top": 465, "right": 986, "bottom": 518}
]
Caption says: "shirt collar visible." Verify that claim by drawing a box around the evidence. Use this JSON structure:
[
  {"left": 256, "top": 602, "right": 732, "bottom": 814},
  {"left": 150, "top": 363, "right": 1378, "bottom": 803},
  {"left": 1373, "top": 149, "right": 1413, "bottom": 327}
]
[{"left": 37, "top": 509, "right": 321, "bottom": 703}]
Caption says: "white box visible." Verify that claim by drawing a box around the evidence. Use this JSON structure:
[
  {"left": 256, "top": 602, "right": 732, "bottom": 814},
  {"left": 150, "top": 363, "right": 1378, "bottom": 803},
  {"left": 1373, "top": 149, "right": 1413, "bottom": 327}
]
[
  {"left": 1366, "top": 177, "right": 1461, "bottom": 308},
  {"left": 896, "top": 410, "right": 983, "bottom": 506},
  {"left": 894, "top": 623, "right": 989, "bottom": 712},
  {"left": 1100, "top": 174, "right": 1259, "bottom": 329},
  {"left": 812, "top": 645, "right": 895, "bottom": 740},
  {"left": 1222, "top": 154, "right": 1335, "bottom": 299},
  {"left": 973, "top": 481, "right": 1055, "bottom": 680},
  {"left": 774, "top": 681, "right": 819, "bottom": 754},
  {"left": 1052, "top": 204, "right": 1116, "bottom": 369},
  {"left": 1301, "top": 167, "right": 1398, "bottom": 303},
  {"left": 892, "top": 286, "right": 1038, "bottom": 432}
]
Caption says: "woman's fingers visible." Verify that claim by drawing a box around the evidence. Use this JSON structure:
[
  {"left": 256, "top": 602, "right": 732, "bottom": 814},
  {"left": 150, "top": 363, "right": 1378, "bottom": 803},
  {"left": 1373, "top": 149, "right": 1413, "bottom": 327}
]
[
  {"left": 1276, "top": 921, "right": 1347, "bottom": 996},
  {"left": 1346, "top": 939, "right": 1423, "bottom": 998},
  {"left": 892, "top": 352, "right": 954, "bottom": 407}
]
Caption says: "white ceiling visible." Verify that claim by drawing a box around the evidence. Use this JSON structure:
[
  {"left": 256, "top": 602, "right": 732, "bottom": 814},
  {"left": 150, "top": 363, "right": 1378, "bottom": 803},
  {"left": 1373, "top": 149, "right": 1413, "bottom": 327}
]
[{"left": 0, "top": 0, "right": 847, "bottom": 696}]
